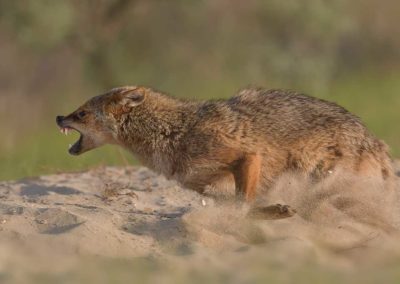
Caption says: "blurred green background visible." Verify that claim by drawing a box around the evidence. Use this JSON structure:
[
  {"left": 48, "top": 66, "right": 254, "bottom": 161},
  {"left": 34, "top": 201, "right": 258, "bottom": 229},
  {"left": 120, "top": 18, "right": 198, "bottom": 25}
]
[{"left": 0, "top": 0, "right": 399, "bottom": 180}]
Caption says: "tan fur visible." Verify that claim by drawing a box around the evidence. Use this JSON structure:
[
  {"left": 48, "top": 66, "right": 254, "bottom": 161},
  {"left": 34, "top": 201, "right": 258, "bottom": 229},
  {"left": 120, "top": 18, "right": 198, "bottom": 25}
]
[
  {"left": 233, "top": 153, "right": 262, "bottom": 202},
  {"left": 56, "top": 86, "right": 395, "bottom": 206}
]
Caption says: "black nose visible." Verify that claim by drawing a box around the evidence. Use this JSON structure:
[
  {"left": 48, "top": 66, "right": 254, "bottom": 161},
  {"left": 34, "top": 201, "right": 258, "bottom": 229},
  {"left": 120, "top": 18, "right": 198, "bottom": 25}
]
[{"left": 56, "top": 115, "right": 64, "bottom": 125}]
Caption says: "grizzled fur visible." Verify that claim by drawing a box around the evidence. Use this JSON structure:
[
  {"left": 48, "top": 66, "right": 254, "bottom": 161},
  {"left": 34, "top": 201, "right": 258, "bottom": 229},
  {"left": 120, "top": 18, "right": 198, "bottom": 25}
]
[{"left": 56, "top": 86, "right": 394, "bottom": 203}]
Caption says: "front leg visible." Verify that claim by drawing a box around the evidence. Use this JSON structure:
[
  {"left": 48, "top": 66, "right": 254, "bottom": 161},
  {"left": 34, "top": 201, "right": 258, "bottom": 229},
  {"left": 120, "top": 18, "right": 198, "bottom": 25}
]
[{"left": 232, "top": 153, "right": 262, "bottom": 202}]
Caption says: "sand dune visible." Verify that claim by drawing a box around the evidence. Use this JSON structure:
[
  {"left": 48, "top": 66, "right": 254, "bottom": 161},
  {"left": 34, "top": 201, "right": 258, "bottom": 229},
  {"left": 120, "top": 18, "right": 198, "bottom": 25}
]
[{"left": 1, "top": 165, "right": 400, "bottom": 283}]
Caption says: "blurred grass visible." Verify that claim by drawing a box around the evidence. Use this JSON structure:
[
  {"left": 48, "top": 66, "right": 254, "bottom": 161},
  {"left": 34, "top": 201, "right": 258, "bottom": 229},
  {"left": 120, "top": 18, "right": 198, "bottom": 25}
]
[{"left": 0, "top": 0, "right": 400, "bottom": 181}]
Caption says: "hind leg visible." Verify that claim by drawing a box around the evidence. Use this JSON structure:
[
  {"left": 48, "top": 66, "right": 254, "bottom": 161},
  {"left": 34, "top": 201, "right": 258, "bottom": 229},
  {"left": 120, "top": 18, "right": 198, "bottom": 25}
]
[
  {"left": 232, "top": 153, "right": 262, "bottom": 202},
  {"left": 231, "top": 153, "right": 296, "bottom": 219},
  {"left": 246, "top": 204, "right": 297, "bottom": 220}
]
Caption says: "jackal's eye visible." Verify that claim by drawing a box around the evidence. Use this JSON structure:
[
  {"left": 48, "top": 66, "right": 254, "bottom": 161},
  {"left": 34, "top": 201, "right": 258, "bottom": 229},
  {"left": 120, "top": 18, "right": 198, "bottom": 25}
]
[{"left": 77, "top": 111, "right": 87, "bottom": 119}]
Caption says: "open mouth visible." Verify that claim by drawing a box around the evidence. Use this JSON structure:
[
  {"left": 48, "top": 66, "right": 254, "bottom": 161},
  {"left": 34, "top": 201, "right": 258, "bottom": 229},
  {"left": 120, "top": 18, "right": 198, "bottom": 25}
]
[{"left": 59, "top": 126, "right": 83, "bottom": 155}]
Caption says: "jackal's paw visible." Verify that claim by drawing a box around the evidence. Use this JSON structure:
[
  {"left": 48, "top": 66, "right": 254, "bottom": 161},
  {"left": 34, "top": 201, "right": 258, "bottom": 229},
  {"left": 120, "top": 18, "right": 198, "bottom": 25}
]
[{"left": 246, "top": 204, "right": 296, "bottom": 220}]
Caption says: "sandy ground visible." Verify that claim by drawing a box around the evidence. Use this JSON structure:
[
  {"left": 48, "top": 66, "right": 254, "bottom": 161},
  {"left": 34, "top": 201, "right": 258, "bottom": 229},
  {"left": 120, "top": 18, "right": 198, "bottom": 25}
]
[{"left": 1, "top": 164, "right": 400, "bottom": 283}]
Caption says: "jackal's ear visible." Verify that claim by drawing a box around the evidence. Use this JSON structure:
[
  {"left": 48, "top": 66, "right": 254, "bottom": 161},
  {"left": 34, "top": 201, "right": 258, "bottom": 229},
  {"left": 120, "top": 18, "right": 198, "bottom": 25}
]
[{"left": 120, "top": 89, "right": 146, "bottom": 108}]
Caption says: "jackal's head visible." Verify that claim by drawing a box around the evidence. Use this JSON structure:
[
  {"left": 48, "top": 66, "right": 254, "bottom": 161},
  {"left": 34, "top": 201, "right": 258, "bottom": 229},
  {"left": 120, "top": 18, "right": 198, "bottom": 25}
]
[{"left": 56, "top": 86, "right": 147, "bottom": 155}]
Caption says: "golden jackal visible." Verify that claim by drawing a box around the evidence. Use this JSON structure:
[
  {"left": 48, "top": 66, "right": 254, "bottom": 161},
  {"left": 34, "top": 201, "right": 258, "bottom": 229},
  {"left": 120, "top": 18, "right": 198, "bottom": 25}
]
[{"left": 56, "top": 86, "right": 393, "bottom": 212}]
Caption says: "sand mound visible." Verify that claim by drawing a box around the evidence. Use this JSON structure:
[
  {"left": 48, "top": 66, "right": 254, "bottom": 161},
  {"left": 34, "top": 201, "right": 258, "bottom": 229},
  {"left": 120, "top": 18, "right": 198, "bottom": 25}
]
[{"left": 1, "top": 165, "right": 400, "bottom": 282}]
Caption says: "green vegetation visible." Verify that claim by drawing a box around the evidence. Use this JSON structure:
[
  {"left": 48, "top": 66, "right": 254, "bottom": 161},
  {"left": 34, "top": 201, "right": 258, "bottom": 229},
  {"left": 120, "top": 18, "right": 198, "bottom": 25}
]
[{"left": 0, "top": 0, "right": 399, "bottom": 180}]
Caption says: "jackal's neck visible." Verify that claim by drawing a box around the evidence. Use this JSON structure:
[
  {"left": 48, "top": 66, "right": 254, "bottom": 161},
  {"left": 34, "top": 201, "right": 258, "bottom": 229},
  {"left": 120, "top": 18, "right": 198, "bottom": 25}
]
[{"left": 116, "top": 93, "right": 197, "bottom": 173}]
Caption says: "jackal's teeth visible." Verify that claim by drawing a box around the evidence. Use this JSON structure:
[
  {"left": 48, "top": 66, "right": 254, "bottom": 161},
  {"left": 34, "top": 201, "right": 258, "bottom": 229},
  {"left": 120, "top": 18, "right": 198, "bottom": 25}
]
[
  {"left": 59, "top": 127, "right": 70, "bottom": 135},
  {"left": 68, "top": 144, "right": 72, "bottom": 150}
]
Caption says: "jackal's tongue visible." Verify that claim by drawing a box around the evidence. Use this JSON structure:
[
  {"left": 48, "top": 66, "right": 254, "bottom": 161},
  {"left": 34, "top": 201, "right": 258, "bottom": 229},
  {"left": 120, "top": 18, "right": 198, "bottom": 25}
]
[{"left": 68, "top": 134, "right": 83, "bottom": 155}]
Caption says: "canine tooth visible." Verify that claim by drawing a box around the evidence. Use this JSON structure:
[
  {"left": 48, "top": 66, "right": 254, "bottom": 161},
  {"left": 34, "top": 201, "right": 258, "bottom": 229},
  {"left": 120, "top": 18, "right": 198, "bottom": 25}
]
[
  {"left": 69, "top": 144, "right": 72, "bottom": 149},
  {"left": 65, "top": 128, "right": 69, "bottom": 135}
]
